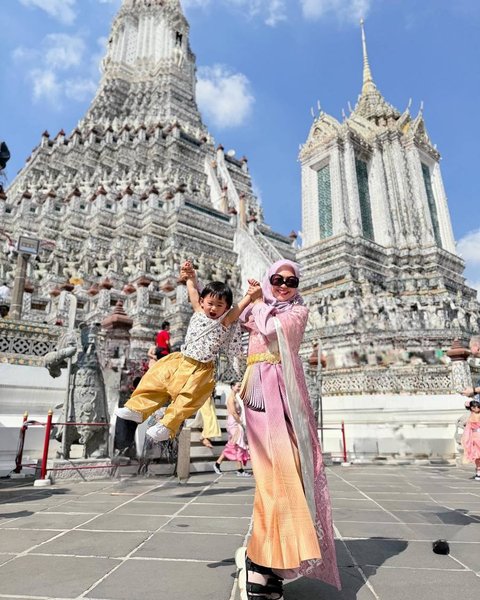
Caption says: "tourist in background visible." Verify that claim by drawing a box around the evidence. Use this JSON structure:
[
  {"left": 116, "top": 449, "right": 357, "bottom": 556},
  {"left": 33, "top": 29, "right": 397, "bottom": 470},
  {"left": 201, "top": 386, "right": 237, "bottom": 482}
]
[
  {"left": 235, "top": 259, "right": 340, "bottom": 600},
  {"left": 0, "top": 282, "right": 10, "bottom": 302},
  {"left": 462, "top": 336, "right": 480, "bottom": 397},
  {"left": 191, "top": 393, "right": 221, "bottom": 448},
  {"left": 155, "top": 320, "right": 171, "bottom": 359},
  {"left": 462, "top": 396, "right": 480, "bottom": 481},
  {"left": 214, "top": 381, "right": 251, "bottom": 476},
  {"left": 147, "top": 345, "right": 158, "bottom": 369}
]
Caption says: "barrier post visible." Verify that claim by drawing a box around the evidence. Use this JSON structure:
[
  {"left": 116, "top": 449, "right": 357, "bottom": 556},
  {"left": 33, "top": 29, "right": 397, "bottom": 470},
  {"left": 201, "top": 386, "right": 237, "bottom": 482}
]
[
  {"left": 12, "top": 411, "right": 29, "bottom": 477},
  {"left": 341, "top": 421, "right": 348, "bottom": 465},
  {"left": 34, "top": 409, "right": 53, "bottom": 487},
  {"left": 177, "top": 427, "right": 191, "bottom": 482}
]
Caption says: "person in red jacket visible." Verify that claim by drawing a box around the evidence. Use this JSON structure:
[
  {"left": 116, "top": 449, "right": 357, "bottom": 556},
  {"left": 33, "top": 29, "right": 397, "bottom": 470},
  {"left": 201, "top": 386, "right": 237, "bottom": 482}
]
[{"left": 155, "top": 321, "right": 171, "bottom": 359}]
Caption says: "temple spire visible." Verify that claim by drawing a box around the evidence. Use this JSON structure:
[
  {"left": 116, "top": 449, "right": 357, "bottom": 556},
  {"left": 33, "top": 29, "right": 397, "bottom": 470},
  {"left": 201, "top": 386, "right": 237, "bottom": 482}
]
[
  {"left": 353, "top": 20, "right": 400, "bottom": 122},
  {"left": 360, "top": 19, "right": 375, "bottom": 94}
]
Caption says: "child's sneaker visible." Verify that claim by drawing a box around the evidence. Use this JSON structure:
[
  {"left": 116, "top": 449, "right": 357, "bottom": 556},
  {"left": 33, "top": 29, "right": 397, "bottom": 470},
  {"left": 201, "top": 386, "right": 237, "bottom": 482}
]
[
  {"left": 213, "top": 462, "right": 222, "bottom": 474},
  {"left": 115, "top": 407, "right": 143, "bottom": 423},
  {"left": 146, "top": 423, "right": 171, "bottom": 442},
  {"left": 236, "top": 470, "right": 252, "bottom": 477},
  {"left": 475, "top": 473, "right": 480, "bottom": 481}
]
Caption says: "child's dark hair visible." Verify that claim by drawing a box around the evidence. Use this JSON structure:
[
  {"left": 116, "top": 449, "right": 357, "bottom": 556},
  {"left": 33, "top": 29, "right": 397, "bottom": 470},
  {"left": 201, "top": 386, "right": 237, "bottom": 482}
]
[
  {"left": 200, "top": 281, "right": 233, "bottom": 308},
  {"left": 161, "top": 320, "right": 170, "bottom": 329},
  {"left": 466, "top": 397, "right": 480, "bottom": 410}
]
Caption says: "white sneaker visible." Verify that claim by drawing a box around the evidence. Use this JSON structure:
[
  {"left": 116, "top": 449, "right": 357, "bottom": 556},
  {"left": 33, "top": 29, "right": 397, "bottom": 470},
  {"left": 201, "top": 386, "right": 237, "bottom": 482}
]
[
  {"left": 213, "top": 462, "right": 222, "bottom": 474},
  {"left": 475, "top": 474, "right": 480, "bottom": 481},
  {"left": 115, "top": 407, "right": 143, "bottom": 423},
  {"left": 236, "top": 470, "right": 252, "bottom": 477},
  {"left": 146, "top": 422, "right": 171, "bottom": 442}
]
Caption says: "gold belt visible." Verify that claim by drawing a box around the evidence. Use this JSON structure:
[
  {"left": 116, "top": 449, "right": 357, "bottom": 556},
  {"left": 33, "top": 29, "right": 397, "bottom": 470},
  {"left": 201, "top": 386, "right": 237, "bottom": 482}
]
[{"left": 247, "top": 352, "right": 281, "bottom": 365}]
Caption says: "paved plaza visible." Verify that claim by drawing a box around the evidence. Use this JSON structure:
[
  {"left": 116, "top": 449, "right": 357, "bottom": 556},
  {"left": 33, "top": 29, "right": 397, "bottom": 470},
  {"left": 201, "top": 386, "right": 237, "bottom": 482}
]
[{"left": 0, "top": 464, "right": 479, "bottom": 599}]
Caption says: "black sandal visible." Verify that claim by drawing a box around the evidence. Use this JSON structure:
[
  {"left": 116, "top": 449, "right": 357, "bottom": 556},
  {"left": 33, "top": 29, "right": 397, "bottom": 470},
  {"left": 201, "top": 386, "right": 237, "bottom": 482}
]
[{"left": 235, "top": 548, "right": 283, "bottom": 600}]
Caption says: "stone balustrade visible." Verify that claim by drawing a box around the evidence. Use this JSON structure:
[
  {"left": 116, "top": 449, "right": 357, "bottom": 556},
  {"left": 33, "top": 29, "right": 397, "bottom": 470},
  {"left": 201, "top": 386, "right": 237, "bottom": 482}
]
[
  {"left": 321, "top": 364, "right": 453, "bottom": 396},
  {"left": 0, "top": 319, "right": 64, "bottom": 366}
]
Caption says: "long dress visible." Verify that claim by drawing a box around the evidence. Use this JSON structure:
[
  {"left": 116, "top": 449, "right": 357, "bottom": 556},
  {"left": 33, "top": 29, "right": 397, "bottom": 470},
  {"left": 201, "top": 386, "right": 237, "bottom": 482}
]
[
  {"left": 222, "top": 395, "right": 250, "bottom": 466},
  {"left": 462, "top": 418, "right": 480, "bottom": 463},
  {"left": 240, "top": 302, "right": 340, "bottom": 589}
]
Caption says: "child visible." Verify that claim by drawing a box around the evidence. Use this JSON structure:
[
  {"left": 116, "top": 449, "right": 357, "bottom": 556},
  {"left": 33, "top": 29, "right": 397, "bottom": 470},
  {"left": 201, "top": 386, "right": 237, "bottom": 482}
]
[
  {"left": 214, "top": 381, "right": 251, "bottom": 477},
  {"left": 115, "top": 261, "right": 261, "bottom": 443},
  {"left": 462, "top": 396, "right": 480, "bottom": 480}
]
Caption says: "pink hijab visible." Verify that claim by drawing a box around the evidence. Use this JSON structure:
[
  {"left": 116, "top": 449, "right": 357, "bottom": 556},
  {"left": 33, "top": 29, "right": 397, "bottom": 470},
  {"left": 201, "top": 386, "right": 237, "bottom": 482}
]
[{"left": 261, "top": 259, "right": 305, "bottom": 313}]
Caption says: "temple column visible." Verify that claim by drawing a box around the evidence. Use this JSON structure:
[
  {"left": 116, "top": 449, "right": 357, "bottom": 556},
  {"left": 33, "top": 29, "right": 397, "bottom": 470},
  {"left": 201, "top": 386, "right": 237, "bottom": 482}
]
[
  {"left": 301, "top": 158, "right": 320, "bottom": 246},
  {"left": 330, "top": 143, "right": 347, "bottom": 236},
  {"left": 343, "top": 136, "right": 362, "bottom": 237},
  {"left": 405, "top": 143, "right": 436, "bottom": 247},
  {"left": 369, "top": 143, "right": 394, "bottom": 246},
  {"left": 432, "top": 162, "right": 456, "bottom": 253}
]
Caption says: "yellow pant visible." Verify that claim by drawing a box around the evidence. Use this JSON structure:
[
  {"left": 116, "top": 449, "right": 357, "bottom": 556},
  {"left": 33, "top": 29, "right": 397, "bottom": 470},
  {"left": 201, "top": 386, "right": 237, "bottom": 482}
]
[
  {"left": 125, "top": 352, "right": 215, "bottom": 435},
  {"left": 196, "top": 396, "right": 221, "bottom": 439}
]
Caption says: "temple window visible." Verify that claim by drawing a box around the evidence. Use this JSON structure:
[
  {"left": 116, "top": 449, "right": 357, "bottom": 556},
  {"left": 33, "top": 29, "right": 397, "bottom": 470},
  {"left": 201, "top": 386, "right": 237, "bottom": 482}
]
[
  {"left": 355, "top": 158, "right": 374, "bottom": 240},
  {"left": 421, "top": 163, "right": 442, "bottom": 247},
  {"left": 317, "top": 164, "right": 332, "bottom": 239}
]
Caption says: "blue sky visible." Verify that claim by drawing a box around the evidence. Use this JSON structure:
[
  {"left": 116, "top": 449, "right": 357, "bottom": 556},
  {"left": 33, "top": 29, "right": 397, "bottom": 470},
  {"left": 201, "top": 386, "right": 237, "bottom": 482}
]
[{"left": 1, "top": 0, "right": 480, "bottom": 289}]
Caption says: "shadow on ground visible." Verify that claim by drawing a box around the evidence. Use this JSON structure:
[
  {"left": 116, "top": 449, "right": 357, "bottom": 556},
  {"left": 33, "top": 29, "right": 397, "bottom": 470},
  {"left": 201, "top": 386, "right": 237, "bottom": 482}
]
[{"left": 284, "top": 538, "right": 408, "bottom": 600}]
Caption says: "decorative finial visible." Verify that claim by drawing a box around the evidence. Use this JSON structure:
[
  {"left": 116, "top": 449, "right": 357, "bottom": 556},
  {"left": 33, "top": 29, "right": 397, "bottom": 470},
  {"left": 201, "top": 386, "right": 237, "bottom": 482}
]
[
  {"left": 360, "top": 19, "right": 375, "bottom": 94},
  {"left": 310, "top": 107, "right": 315, "bottom": 118}
]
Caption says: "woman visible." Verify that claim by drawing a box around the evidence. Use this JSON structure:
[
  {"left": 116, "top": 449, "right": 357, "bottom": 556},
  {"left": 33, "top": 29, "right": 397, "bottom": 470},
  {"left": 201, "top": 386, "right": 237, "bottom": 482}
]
[
  {"left": 235, "top": 259, "right": 340, "bottom": 599},
  {"left": 214, "top": 381, "right": 251, "bottom": 476}
]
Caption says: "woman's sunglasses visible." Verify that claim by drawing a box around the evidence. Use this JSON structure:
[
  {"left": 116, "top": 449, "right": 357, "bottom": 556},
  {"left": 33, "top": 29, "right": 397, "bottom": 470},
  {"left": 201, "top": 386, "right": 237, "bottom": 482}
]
[{"left": 269, "top": 274, "right": 299, "bottom": 288}]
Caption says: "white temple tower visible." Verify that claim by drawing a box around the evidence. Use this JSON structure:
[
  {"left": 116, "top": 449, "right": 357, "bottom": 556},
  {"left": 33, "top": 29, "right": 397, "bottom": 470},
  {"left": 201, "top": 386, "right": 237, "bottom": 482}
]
[
  {"left": 0, "top": 0, "right": 293, "bottom": 356},
  {"left": 298, "top": 22, "right": 479, "bottom": 369}
]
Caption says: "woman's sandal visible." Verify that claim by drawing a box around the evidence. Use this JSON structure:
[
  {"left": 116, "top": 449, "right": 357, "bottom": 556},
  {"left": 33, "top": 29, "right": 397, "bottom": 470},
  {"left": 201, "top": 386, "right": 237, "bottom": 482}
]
[{"left": 235, "top": 547, "right": 284, "bottom": 600}]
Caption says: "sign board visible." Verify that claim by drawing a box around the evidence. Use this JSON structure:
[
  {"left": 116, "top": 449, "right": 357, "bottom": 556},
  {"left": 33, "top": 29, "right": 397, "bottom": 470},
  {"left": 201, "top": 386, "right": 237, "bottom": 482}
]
[{"left": 17, "top": 235, "right": 40, "bottom": 256}]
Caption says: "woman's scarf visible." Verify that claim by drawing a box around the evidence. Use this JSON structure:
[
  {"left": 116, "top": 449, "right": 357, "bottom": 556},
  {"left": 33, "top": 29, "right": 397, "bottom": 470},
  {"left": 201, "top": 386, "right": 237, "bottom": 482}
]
[{"left": 261, "top": 259, "right": 305, "bottom": 313}]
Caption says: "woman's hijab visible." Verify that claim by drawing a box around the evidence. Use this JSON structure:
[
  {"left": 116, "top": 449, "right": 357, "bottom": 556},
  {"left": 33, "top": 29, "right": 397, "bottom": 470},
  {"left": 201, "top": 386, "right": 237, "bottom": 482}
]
[{"left": 261, "top": 259, "right": 304, "bottom": 313}]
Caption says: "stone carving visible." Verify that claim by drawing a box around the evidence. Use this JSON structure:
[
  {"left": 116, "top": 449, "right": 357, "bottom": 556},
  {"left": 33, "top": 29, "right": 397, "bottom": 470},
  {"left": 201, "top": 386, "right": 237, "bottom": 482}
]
[{"left": 55, "top": 325, "right": 109, "bottom": 460}]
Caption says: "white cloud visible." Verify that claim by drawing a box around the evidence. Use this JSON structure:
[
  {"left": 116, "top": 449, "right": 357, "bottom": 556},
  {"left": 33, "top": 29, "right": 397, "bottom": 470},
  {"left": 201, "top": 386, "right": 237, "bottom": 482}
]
[
  {"left": 457, "top": 229, "right": 480, "bottom": 294},
  {"left": 13, "top": 33, "right": 99, "bottom": 108},
  {"left": 300, "top": 0, "right": 373, "bottom": 23},
  {"left": 19, "top": 0, "right": 77, "bottom": 25},
  {"left": 30, "top": 68, "right": 63, "bottom": 104},
  {"left": 182, "top": 0, "right": 287, "bottom": 27},
  {"left": 197, "top": 65, "right": 255, "bottom": 128},
  {"left": 44, "top": 33, "right": 86, "bottom": 70}
]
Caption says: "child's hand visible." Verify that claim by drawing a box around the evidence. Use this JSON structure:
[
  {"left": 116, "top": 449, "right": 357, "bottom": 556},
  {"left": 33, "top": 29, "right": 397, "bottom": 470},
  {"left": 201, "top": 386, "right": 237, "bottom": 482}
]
[
  {"left": 247, "top": 279, "right": 262, "bottom": 302},
  {"left": 180, "top": 260, "right": 196, "bottom": 282}
]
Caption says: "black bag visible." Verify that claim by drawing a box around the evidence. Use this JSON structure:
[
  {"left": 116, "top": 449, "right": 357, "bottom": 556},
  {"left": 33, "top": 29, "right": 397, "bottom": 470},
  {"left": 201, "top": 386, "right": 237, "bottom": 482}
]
[{"left": 0, "top": 141, "right": 10, "bottom": 169}]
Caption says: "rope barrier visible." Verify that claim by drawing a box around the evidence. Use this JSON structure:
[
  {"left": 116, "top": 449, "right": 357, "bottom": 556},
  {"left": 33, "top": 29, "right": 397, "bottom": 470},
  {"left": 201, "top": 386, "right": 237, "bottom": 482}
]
[
  {"left": 318, "top": 421, "right": 348, "bottom": 463},
  {"left": 13, "top": 410, "right": 113, "bottom": 481}
]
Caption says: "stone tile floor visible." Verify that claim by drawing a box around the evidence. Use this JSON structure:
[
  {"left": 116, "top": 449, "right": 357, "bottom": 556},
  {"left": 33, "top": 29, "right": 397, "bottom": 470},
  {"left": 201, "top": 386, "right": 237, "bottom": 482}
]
[{"left": 0, "top": 464, "right": 479, "bottom": 599}]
